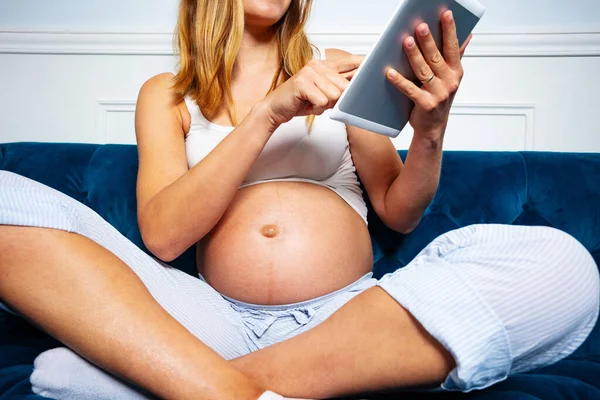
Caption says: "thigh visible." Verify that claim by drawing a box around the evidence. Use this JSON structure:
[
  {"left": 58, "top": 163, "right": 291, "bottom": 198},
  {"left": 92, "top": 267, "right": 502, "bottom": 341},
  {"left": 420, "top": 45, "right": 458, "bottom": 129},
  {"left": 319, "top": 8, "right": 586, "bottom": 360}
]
[{"left": 0, "top": 171, "right": 251, "bottom": 359}]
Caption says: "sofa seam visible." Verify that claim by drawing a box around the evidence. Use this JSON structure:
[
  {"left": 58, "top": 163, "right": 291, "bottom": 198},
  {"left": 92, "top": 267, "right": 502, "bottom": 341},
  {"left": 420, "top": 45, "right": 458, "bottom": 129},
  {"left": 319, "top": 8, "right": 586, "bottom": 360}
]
[
  {"left": 519, "top": 151, "right": 529, "bottom": 213},
  {"left": 86, "top": 145, "right": 102, "bottom": 206}
]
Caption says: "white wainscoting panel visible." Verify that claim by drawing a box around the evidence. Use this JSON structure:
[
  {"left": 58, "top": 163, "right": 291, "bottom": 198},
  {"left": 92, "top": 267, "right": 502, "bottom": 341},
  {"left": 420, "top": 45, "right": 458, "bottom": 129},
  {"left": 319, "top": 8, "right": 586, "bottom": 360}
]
[
  {"left": 96, "top": 100, "right": 137, "bottom": 144},
  {"left": 0, "top": 53, "right": 175, "bottom": 144},
  {"left": 392, "top": 104, "right": 536, "bottom": 151},
  {"left": 0, "top": 30, "right": 599, "bottom": 152}
]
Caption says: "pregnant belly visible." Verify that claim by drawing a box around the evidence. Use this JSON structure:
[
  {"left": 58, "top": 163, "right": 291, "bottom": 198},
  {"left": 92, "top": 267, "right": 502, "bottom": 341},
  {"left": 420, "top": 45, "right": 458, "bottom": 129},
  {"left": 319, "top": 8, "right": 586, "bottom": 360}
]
[{"left": 198, "top": 181, "right": 373, "bottom": 305}]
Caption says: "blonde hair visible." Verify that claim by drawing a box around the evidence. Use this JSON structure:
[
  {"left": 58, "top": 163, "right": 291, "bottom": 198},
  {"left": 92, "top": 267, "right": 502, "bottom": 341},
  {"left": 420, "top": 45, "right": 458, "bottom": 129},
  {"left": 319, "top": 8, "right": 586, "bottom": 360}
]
[{"left": 173, "top": 0, "right": 316, "bottom": 128}]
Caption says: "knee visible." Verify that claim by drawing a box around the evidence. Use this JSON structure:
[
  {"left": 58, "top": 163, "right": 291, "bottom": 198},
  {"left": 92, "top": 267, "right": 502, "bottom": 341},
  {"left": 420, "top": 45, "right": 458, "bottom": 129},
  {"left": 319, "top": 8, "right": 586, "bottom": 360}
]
[
  {"left": 534, "top": 228, "right": 599, "bottom": 324},
  {"left": 571, "top": 240, "right": 600, "bottom": 323},
  {"left": 489, "top": 227, "right": 600, "bottom": 332},
  {"left": 542, "top": 227, "right": 598, "bottom": 282},
  {"left": 504, "top": 228, "right": 600, "bottom": 372}
]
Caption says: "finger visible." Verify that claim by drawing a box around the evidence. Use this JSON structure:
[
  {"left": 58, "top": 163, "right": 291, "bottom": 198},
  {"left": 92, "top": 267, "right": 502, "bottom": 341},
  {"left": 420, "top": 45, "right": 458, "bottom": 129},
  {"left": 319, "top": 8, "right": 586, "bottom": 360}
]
[
  {"left": 341, "top": 69, "right": 359, "bottom": 80},
  {"left": 441, "top": 10, "right": 460, "bottom": 67},
  {"left": 415, "top": 23, "right": 450, "bottom": 77},
  {"left": 310, "top": 62, "right": 351, "bottom": 92},
  {"left": 403, "top": 36, "right": 439, "bottom": 87},
  {"left": 325, "top": 55, "right": 365, "bottom": 73},
  {"left": 326, "top": 71, "right": 351, "bottom": 92},
  {"left": 460, "top": 34, "right": 473, "bottom": 58},
  {"left": 299, "top": 83, "right": 330, "bottom": 116},
  {"left": 312, "top": 73, "right": 343, "bottom": 107},
  {"left": 386, "top": 68, "right": 427, "bottom": 105}
]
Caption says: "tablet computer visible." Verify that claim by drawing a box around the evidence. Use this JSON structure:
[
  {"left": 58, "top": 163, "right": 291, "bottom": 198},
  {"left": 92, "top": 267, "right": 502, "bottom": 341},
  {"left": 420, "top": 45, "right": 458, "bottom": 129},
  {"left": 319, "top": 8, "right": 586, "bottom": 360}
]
[{"left": 330, "top": 0, "right": 486, "bottom": 137}]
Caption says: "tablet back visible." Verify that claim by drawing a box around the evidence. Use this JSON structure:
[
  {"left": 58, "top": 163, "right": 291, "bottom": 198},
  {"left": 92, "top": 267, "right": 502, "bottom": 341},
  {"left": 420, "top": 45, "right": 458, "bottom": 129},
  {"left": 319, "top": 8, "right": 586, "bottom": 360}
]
[{"left": 335, "top": 0, "right": 483, "bottom": 136}]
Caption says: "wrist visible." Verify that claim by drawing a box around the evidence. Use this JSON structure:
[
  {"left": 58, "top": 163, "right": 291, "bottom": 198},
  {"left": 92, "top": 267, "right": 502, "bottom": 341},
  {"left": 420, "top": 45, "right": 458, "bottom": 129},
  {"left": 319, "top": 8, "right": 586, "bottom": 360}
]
[
  {"left": 249, "top": 100, "right": 280, "bottom": 135},
  {"left": 412, "top": 129, "right": 445, "bottom": 152}
]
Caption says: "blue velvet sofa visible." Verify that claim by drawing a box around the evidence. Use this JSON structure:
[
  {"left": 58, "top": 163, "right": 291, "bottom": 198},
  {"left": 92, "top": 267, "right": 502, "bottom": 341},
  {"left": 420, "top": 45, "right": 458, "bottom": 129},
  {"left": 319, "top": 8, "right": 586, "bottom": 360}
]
[{"left": 1, "top": 142, "right": 599, "bottom": 400}]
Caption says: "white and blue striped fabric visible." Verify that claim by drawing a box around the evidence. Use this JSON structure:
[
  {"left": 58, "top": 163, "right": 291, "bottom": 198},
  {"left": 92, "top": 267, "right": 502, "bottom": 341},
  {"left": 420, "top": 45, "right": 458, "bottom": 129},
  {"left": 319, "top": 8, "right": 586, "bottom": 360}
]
[{"left": 1, "top": 170, "right": 598, "bottom": 398}]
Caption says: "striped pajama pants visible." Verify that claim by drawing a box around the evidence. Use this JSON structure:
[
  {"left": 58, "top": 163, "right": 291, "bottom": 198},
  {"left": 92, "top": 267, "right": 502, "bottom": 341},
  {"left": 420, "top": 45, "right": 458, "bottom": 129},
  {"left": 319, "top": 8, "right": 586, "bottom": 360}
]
[{"left": 0, "top": 170, "right": 598, "bottom": 396}]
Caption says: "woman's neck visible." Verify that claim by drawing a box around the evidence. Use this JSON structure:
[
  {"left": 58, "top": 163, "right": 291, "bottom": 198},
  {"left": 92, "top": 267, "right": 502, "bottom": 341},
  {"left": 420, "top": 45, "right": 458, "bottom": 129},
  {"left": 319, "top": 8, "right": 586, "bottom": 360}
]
[{"left": 235, "top": 26, "right": 280, "bottom": 77}]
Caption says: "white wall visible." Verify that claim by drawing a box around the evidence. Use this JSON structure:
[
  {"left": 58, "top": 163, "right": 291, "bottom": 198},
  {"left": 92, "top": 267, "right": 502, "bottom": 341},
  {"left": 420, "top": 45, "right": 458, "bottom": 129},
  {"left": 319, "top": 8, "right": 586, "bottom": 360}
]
[
  {"left": 1, "top": 0, "right": 599, "bottom": 151},
  {"left": 2, "top": 0, "right": 599, "bottom": 33}
]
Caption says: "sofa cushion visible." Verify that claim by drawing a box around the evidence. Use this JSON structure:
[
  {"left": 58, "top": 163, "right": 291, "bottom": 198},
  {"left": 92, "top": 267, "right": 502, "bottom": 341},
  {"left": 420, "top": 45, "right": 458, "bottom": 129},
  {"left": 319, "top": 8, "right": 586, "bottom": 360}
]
[
  {"left": 0, "top": 142, "right": 198, "bottom": 278},
  {"left": 370, "top": 151, "right": 600, "bottom": 278}
]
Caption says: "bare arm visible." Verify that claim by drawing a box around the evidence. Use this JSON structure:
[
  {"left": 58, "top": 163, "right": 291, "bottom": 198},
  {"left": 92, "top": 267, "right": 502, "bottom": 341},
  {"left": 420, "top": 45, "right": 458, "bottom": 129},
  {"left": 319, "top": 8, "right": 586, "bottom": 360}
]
[
  {"left": 135, "top": 73, "right": 274, "bottom": 261},
  {"left": 136, "top": 56, "right": 363, "bottom": 261},
  {"left": 330, "top": 13, "right": 472, "bottom": 234},
  {"left": 347, "top": 125, "right": 437, "bottom": 234},
  {"left": 324, "top": 48, "right": 440, "bottom": 234}
]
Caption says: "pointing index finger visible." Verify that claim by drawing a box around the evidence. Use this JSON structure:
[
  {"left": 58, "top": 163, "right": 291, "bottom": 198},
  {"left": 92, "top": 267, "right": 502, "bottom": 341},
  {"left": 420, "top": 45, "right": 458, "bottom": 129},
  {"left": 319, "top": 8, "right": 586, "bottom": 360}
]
[{"left": 325, "top": 55, "right": 365, "bottom": 73}]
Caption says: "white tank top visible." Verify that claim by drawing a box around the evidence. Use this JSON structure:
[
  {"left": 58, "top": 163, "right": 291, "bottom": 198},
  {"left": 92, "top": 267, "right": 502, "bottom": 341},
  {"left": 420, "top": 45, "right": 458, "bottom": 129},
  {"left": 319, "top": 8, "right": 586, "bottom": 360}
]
[{"left": 183, "top": 49, "right": 368, "bottom": 224}]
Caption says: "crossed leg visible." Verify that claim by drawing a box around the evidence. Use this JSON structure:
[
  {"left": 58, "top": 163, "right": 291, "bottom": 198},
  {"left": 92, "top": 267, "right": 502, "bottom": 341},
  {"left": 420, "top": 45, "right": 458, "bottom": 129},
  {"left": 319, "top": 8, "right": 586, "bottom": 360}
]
[
  {"left": 3, "top": 224, "right": 598, "bottom": 400},
  {"left": 0, "top": 171, "right": 460, "bottom": 399},
  {"left": 233, "top": 225, "right": 599, "bottom": 399},
  {"left": 233, "top": 286, "right": 454, "bottom": 399},
  {"left": 0, "top": 226, "right": 264, "bottom": 400},
  {"left": 2, "top": 173, "right": 598, "bottom": 399}
]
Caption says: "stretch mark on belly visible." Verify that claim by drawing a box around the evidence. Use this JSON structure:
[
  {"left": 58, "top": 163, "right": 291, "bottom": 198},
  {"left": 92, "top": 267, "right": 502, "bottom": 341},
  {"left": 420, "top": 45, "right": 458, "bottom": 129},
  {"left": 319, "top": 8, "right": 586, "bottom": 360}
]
[{"left": 261, "top": 224, "right": 280, "bottom": 238}]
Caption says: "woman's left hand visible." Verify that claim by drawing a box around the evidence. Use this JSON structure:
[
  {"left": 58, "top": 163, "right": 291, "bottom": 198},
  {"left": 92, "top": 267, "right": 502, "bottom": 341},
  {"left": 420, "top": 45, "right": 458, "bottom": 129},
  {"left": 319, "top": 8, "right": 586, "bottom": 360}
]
[{"left": 386, "top": 10, "right": 472, "bottom": 142}]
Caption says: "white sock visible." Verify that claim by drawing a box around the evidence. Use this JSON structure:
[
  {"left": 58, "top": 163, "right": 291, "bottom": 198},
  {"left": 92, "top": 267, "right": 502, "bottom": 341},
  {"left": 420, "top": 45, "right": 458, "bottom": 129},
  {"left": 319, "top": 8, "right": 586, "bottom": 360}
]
[
  {"left": 31, "top": 347, "right": 150, "bottom": 400},
  {"left": 257, "top": 391, "right": 284, "bottom": 400},
  {"left": 258, "top": 391, "right": 314, "bottom": 400},
  {"left": 31, "top": 348, "right": 313, "bottom": 400}
]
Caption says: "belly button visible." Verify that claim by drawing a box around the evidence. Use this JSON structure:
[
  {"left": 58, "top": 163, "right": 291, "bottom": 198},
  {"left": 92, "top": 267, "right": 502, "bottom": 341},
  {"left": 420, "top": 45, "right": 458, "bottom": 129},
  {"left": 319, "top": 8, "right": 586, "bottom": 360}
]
[{"left": 261, "top": 224, "right": 280, "bottom": 238}]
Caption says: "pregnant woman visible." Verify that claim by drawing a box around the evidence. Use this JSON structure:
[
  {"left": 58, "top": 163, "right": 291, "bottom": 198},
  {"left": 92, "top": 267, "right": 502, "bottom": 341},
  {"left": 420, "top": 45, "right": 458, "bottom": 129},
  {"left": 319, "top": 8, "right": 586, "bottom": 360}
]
[{"left": 1, "top": 0, "right": 598, "bottom": 399}]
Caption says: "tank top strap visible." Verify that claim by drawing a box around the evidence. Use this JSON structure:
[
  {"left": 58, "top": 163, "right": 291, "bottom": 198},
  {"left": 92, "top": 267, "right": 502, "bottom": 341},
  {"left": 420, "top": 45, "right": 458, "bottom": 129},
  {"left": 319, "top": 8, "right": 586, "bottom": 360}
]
[
  {"left": 183, "top": 95, "right": 205, "bottom": 127},
  {"left": 313, "top": 44, "right": 327, "bottom": 61}
]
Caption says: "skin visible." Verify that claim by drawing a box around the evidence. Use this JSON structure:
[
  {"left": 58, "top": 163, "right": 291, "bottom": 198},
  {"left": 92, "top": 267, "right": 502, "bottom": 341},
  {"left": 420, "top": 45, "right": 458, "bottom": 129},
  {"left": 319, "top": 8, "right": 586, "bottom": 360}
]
[
  {"left": 0, "top": 1, "right": 472, "bottom": 398},
  {"left": 0, "top": 226, "right": 264, "bottom": 400},
  {"left": 228, "top": 10, "right": 473, "bottom": 398}
]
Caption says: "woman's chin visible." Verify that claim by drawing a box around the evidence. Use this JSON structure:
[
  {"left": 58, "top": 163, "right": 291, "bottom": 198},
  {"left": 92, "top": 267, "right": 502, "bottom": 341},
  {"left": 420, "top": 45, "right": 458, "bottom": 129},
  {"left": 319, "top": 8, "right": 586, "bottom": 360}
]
[
  {"left": 244, "top": 0, "right": 291, "bottom": 27},
  {"left": 245, "top": 14, "right": 285, "bottom": 29}
]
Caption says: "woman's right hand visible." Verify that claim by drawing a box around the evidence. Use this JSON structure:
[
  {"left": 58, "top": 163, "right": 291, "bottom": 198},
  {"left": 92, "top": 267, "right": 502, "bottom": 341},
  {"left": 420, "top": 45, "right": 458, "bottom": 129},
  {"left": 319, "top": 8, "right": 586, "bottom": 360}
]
[{"left": 261, "top": 55, "right": 364, "bottom": 130}]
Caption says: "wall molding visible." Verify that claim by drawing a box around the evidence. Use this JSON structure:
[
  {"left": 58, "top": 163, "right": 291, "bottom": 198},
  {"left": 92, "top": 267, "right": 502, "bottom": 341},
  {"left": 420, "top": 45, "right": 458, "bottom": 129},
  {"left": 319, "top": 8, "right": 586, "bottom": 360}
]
[
  {"left": 450, "top": 103, "right": 536, "bottom": 150},
  {"left": 313, "top": 31, "right": 600, "bottom": 57},
  {"left": 1, "top": 31, "right": 599, "bottom": 57},
  {"left": 96, "top": 99, "right": 136, "bottom": 144},
  {"left": 93, "top": 100, "right": 536, "bottom": 150}
]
